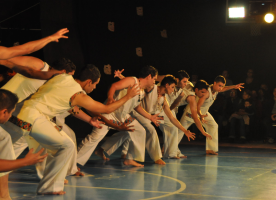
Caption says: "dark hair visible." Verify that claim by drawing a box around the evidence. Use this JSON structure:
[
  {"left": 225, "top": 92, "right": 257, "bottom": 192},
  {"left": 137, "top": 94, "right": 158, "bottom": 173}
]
[
  {"left": 214, "top": 75, "right": 226, "bottom": 84},
  {"left": 245, "top": 98, "right": 253, "bottom": 105},
  {"left": 138, "top": 65, "right": 158, "bottom": 78},
  {"left": 51, "top": 58, "right": 76, "bottom": 73},
  {"left": 0, "top": 89, "right": 18, "bottom": 112},
  {"left": 175, "top": 70, "right": 190, "bottom": 81},
  {"left": 194, "top": 80, "right": 209, "bottom": 90},
  {"left": 160, "top": 75, "right": 177, "bottom": 86},
  {"left": 78, "top": 64, "right": 101, "bottom": 83}
]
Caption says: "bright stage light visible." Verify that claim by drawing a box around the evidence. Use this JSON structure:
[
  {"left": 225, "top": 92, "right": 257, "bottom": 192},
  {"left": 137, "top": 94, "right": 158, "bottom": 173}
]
[
  {"left": 229, "top": 7, "right": 245, "bottom": 18},
  {"left": 264, "top": 13, "right": 274, "bottom": 23}
]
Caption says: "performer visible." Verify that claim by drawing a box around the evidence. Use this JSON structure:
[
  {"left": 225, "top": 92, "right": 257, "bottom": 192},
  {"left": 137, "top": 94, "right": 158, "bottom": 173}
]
[
  {"left": 0, "top": 89, "right": 47, "bottom": 200},
  {"left": 77, "top": 65, "right": 160, "bottom": 167},
  {"left": 165, "top": 71, "right": 212, "bottom": 158},
  {"left": 0, "top": 28, "right": 69, "bottom": 60},
  {"left": 121, "top": 75, "right": 197, "bottom": 161},
  {"left": 180, "top": 75, "right": 244, "bottom": 155},
  {"left": 9, "top": 64, "right": 138, "bottom": 195}
]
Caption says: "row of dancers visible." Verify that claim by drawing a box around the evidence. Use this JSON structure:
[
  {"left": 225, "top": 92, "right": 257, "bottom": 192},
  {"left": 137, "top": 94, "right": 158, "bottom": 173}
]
[{"left": 0, "top": 28, "right": 244, "bottom": 199}]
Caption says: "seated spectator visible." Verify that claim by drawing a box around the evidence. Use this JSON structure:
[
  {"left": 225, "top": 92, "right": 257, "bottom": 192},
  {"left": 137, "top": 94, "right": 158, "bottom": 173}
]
[
  {"left": 263, "top": 87, "right": 276, "bottom": 143},
  {"left": 222, "top": 70, "right": 234, "bottom": 97},
  {"left": 228, "top": 90, "right": 254, "bottom": 143},
  {"left": 225, "top": 89, "right": 241, "bottom": 119},
  {"left": 244, "top": 69, "right": 258, "bottom": 91}
]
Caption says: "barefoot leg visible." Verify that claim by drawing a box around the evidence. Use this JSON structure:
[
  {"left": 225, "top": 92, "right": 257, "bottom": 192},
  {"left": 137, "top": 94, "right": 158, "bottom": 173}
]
[
  {"left": 154, "top": 159, "right": 166, "bottom": 165},
  {"left": 123, "top": 159, "right": 144, "bottom": 167},
  {"left": 38, "top": 191, "right": 66, "bottom": 195},
  {"left": 206, "top": 150, "right": 218, "bottom": 155},
  {"left": 64, "top": 179, "right": 68, "bottom": 184},
  {"left": 94, "top": 148, "right": 110, "bottom": 161},
  {"left": 179, "top": 155, "right": 187, "bottom": 158}
]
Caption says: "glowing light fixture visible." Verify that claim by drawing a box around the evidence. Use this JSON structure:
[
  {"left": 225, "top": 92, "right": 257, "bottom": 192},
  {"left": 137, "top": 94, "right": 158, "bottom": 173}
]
[
  {"left": 264, "top": 13, "right": 274, "bottom": 23},
  {"left": 229, "top": 7, "right": 245, "bottom": 18}
]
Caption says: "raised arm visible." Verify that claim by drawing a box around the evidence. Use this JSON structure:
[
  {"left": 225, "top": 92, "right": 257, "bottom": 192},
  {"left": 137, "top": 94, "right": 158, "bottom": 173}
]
[
  {"left": 163, "top": 99, "right": 196, "bottom": 141},
  {"left": 221, "top": 83, "right": 244, "bottom": 92},
  {"left": 0, "top": 148, "right": 47, "bottom": 172},
  {"left": 188, "top": 96, "right": 211, "bottom": 139},
  {"left": 0, "top": 60, "right": 62, "bottom": 80},
  {"left": 0, "top": 28, "right": 69, "bottom": 60},
  {"left": 71, "top": 85, "right": 139, "bottom": 114}
]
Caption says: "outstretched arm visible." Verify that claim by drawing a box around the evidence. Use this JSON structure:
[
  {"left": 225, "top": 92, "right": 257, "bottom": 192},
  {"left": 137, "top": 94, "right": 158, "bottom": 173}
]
[
  {"left": 71, "top": 85, "right": 139, "bottom": 114},
  {"left": 0, "top": 148, "right": 47, "bottom": 172},
  {"left": 221, "top": 83, "right": 244, "bottom": 92},
  {"left": 7, "top": 56, "right": 44, "bottom": 70},
  {"left": 0, "top": 60, "right": 62, "bottom": 80},
  {"left": 188, "top": 96, "right": 212, "bottom": 139},
  {"left": 0, "top": 28, "right": 69, "bottom": 60},
  {"left": 135, "top": 105, "right": 161, "bottom": 126},
  {"left": 163, "top": 99, "right": 196, "bottom": 141}
]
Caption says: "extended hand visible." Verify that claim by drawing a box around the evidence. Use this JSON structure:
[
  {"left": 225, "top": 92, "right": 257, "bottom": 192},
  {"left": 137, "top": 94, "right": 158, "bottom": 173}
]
[
  {"left": 106, "top": 98, "right": 116, "bottom": 105},
  {"left": 235, "top": 83, "right": 244, "bottom": 91},
  {"left": 126, "top": 84, "right": 140, "bottom": 98},
  {"left": 114, "top": 69, "right": 124, "bottom": 78},
  {"left": 150, "top": 113, "right": 162, "bottom": 127},
  {"left": 200, "top": 114, "right": 208, "bottom": 123},
  {"left": 89, "top": 116, "right": 105, "bottom": 129},
  {"left": 118, "top": 122, "right": 135, "bottom": 132},
  {"left": 50, "top": 28, "right": 69, "bottom": 42},
  {"left": 185, "top": 130, "right": 196, "bottom": 141},
  {"left": 24, "top": 148, "right": 48, "bottom": 166},
  {"left": 203, "top": 132, "right": 212, "bottom": 140}
]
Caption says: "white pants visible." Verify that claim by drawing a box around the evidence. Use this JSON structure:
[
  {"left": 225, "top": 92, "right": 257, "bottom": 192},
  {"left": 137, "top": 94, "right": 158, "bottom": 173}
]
[
  {"left": 121, "top": 112, "right": 162, "bottom": 162},
  {"left": 179, "top": 112, "right": 218, "bottom": 154},
  {"left": 0, "top": 127, "right": 16, "bottom": 177},
  {"left": 12, "top": 124, "right": 78, "bottom": 178},
  {"left": 2, "top": 116, "right": 75, "bottom": 193},
  {"left": 77, "top": 113, "right": 146, "bottom": 165},
  {"left": 159, "top": 120, "right": 179, "bottom": 158}
]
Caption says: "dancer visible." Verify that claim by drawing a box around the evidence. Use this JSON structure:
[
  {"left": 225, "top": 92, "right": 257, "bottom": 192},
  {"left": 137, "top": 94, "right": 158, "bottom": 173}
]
[
  {"left": 165, "top": 71, "right": 212, "bottom": 158},
  {"left": 77, "top": 65, "right": 160, "bottom": 167},
  {"left": 9, "top": 64, "right": 138, "bottom": 195},
  {"left": 121, "top": 75, "right": 197, "bottom": 161},
  {"left": 180, "top": 75, "right": 244, "bottom": 155},
  {"left": 0, "top": 89, "right": 47, "bottom": 200}
]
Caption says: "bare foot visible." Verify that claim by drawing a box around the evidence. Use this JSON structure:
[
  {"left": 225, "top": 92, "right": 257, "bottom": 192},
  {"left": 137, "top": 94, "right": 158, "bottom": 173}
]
[
  {"left": 38, "top": 191, "right": 66, "bottom": 195},
  {"left": 64, "top": 179, "right": 68, "bottom": 184},
  {"left": 74, "top": 171, "right": 85, "bottom": 176},
  {"left": 206, "top": 150, "right": 218, "bottom": 155},
  {"left": 77, "top": 167, "right": 81, "bottom": 171},
  {"left": 95, "top": 148, "right": 110, "bottom": 161},
  {"left": 179, "top": 155, "right": 187, "bottom": 158},
  {"left": 123, "top": 159, "right": 144, "bottom": 167},
  {"left": 154, "top": 159, "right": 166, "bottom": 165},
  {"left": 121, "top": 154, "right": 126, "bottom": 159}
]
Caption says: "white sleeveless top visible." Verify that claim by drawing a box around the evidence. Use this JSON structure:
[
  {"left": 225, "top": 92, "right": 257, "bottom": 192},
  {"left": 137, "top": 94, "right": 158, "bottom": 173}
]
[
  {"left": 184, "top": 85, "right": 218, "bottom": 121},
  {"left": 113, "top": 77, "right": 145, "bottom": 121},
  {"left": 18, "top": 74, "right": 83, "bottom": 124},
  {"left": 1, "top": 62, "right": 49, "bottom": 103},
  {"left": 141, "top": 85, "right": 164, "bottom": 114},
  {"left": 197, "top": 85, "right": 218, "bottom": 115}
]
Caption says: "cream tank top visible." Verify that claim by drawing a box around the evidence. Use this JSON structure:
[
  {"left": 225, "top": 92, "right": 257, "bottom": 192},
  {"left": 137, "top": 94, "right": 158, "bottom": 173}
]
[{"left": 18, "top": 74, "right": 83, "bottom": 124}]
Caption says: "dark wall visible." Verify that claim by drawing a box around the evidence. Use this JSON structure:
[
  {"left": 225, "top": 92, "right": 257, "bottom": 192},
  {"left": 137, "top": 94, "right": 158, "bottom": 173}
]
[{"left": 37, "top": 0, "right": 276, "bottom": 138}]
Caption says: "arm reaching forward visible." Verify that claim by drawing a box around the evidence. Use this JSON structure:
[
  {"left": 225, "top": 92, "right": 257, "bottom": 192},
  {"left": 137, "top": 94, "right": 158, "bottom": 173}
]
[
  {"left": 0, "top": 28, "right": 69, "bottom": 60},
  {"left": 0, "top": 148, "right": 47, "bottom": 172}
]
